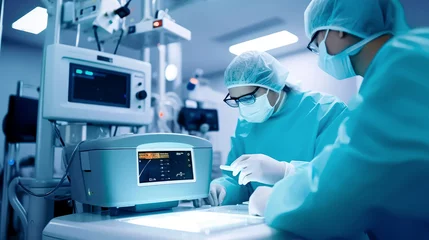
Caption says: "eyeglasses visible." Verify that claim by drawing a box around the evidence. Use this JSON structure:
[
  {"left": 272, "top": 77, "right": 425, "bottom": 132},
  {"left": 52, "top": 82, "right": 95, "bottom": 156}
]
[
  {"left": 307, "top": 34, "right": 319, "bottom": 54},
  {"left": 223, "top": 87, "right": 260, "bottom": 108}
]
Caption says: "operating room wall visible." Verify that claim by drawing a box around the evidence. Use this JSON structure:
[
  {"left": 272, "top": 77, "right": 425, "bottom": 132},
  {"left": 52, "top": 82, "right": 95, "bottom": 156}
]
[
  {"left": 0, "top": 40, "right": 42, "bottom": 165},
  {"left": 278, "top": 51, "right": 358, "bottom": 103}
]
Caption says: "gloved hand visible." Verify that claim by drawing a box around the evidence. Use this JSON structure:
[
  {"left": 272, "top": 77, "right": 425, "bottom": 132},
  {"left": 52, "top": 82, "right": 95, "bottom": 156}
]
[
  {"left": 193, "top": 183, "right": 226, "bottom": 207},
  {"left": 231, "top": 154, "right": 294, "bottom": 185},
  {"left": 249, "top": 186, "right": 273, "bottom": 216},
  {"left": 192, "top": 198, "right": 207, "bottom": 208}
]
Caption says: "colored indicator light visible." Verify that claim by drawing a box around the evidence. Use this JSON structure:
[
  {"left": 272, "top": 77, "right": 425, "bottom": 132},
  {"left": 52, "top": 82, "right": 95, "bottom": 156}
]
[
  {"left": 8, "top": 159, "right": 15, "bottom": 166},
  {"left": 159, "top": 112, "right": 164, "bottom": 118},
  {"left": 76, "top": 69, "right": 83, "bottom": 74},
  {"left": 190, "top": 78, "right": 199, "bottom": 85},
  {"left": 153, "top": 20, "right": 162, "bottom": 28},
  {"left": 85, "top": 71, "right": 94, "bottom": 76}
]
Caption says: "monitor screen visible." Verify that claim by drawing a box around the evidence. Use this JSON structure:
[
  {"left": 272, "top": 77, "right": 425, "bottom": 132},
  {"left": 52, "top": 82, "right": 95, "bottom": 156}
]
[
  {"left": 69, "top": 63, "right": 131, "bottom": 108},
  {"left": 137, "top": 150, "right": 194, "bottom": 185}
]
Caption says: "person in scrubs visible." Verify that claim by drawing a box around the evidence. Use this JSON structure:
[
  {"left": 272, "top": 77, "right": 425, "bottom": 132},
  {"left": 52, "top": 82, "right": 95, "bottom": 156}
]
[
  {"left": 194, "top": 51, "right": 348, "bottom": 207},
  {"left": 249, "top": 0, "right": 429, "bottom": 239}
]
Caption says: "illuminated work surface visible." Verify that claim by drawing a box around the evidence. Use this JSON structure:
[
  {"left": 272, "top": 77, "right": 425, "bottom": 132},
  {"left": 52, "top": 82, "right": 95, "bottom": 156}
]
[{"left": 43, "top": 205, "right": 300, "bottom": 240}]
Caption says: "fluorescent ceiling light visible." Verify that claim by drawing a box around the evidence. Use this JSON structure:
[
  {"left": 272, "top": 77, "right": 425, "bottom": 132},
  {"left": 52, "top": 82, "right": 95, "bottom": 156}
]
[
  {"left": 12, "top": 7, "right": 48, "bottom": 34},
  {"left": 229, "top": 30, "right": 299, "bottom": 55}
]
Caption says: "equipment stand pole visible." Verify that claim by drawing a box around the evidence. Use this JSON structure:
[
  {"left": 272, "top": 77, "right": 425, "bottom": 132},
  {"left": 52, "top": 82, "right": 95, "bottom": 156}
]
[{"left": 27, "top": 1, "right": 62, "bottom": 239}]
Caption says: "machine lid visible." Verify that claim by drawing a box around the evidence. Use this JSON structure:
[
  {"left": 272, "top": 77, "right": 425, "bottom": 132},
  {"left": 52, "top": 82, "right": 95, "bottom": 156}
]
[{"left": 78, "top": 133, "right": 212, "bottom": 151}]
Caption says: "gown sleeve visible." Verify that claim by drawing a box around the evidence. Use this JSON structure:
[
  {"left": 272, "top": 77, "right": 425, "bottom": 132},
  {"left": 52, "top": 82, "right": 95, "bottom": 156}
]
[
  {"left": 212, "top": 120, "right": 251, "bottom": 205},
  {"left": 314, "top": 98, "right": 349, "bottom": 156}
]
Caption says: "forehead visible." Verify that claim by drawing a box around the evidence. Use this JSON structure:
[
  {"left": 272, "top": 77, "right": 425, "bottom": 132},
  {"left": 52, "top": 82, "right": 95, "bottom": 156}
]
[{"left": 228, "top": 86, "right": 258, "bottom": 98}]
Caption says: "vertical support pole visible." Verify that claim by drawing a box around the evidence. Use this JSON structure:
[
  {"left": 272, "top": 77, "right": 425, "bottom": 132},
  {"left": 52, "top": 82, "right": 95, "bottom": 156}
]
[
  {"left": 140, "top": 0, "right": 152, "bottom": 134},
  {"left": 27, "top": 1, "right": 62, "bottom": 239},
  {"left": 141, "top": 48, "right": 150, "bottom": 63},
  {"left": 16, "top": 81, "right": 24, "bottom": 96},
  {"left": 141, "top": 0, "right": 152, "bottom": 63},
  {"left": 151, "top": 0, "right": 158, "bottom": 18},
  {"left": 13, "top": 144, "right": 20, "bottom": 176},
  {"left": 15, "top": 82, "right": 23, "bottom": 173},
  {"left": 143, "top": 0, "right": 152, "bottom": 20},
  {"left": 35, "top": 0, "right": 61, "bottom": 181},
  {"left": 158, "top": 43, "right": 166, "bottom": 101},
  {"left": 1, "top": 143, "right": 12, "bottom": 240}
]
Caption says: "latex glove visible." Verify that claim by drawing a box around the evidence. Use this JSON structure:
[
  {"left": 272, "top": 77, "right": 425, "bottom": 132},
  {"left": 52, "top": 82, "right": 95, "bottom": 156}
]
[
  {"left": 231, "top": 154, "right": 294, "bottom": 185},
  {"left": 249, "top": 186, "right": 273, "bottom": 216},
  {"left": 193, "top": 183, "right": 226, "bottom": 207}
]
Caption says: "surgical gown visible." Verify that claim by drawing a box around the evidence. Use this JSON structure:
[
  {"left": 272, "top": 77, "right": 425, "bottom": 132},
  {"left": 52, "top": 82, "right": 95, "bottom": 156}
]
[
  {"left": 212, "top": 90, "right": 348, "bottom": 205},
  {"left": 265, "top": 28, "right": 429, "bottom": 239}
]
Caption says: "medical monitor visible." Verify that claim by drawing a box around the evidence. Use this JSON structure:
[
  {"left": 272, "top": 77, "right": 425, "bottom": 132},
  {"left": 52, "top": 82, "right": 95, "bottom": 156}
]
[{"left": 43, "top": 44, "right": 153, "bottom": 125}]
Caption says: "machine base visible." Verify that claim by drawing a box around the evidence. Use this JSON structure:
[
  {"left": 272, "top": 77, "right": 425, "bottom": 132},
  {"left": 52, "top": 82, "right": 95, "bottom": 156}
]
[
  {"left": 43, "top": 205, "right": 298, "bottom": 240},
  {"left": 112, "top": 200, "right": 179, "bottom": 216}
]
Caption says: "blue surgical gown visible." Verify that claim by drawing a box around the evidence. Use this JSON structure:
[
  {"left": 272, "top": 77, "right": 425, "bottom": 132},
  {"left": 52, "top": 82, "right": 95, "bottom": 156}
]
[
  {"left": 212, "top": 90, "right": 349, "bottom": 205},
  {"left": 265, "top": 28, "right": 429, "bottom": 239}
]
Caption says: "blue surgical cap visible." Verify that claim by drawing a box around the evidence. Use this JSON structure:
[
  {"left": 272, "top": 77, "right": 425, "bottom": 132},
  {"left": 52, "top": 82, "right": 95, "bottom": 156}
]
[
  {"left": 304, "top": 0, "right": 410, "bottom": 39},
  {"left": 224, "top": 51, "right": 289, "bottom": 92}
]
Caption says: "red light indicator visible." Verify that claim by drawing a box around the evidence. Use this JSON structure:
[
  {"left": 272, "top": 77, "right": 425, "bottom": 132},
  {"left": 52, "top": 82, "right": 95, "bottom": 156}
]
[
  {"left": 190, "top": 78, "right": 199, "bottom": 85},
  {"left": 153, "top": 20, "right": 163, "bottom": 28}
]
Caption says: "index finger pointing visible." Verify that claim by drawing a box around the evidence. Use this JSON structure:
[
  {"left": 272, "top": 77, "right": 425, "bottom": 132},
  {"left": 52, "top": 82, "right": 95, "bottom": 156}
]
[{"left": 231, "top": 154, "right": 251, "bottom": 168}]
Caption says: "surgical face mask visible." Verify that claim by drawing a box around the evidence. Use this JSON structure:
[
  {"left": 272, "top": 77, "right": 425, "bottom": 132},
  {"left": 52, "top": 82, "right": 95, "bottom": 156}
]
[
  {"left": 318, "top": 30, "right": 387, "bottom": 80},
  {"left": 239, "top": 89, "right": 280, "bottom": 123}
]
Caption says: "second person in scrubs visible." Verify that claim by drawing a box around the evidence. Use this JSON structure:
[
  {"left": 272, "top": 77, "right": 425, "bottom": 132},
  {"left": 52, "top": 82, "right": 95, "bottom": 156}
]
[{"left": 195, "top": 51, "right": 349, "bottom": 207}]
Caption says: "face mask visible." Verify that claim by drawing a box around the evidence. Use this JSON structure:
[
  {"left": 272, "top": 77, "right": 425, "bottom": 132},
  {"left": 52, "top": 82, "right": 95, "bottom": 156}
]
[
  {"left": 318, "top": 30, "right": 386, "bottom": 80},
  {"left": 239, "top": 89, "right": 280, "bottom": 123}
]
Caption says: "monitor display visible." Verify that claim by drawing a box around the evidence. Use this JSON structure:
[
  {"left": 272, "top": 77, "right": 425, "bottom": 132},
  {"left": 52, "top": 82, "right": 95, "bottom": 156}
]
[
  {"left": 69, "top": 63, "right": 131, "bottom": 108},
  {"left": 137, "top": 150, "right": 194, "bottom": 185}
]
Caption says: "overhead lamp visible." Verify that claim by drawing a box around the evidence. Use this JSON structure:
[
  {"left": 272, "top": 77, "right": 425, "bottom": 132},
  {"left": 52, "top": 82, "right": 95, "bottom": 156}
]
[
  {"left": 165, "top": 64, "right": 178, "bottom": 81},
  {"left": 229, "top": 30, "right": 299, "bottom": 55},
  {"left": 12, "top": 7, "right": 48, "bottom": 34}
]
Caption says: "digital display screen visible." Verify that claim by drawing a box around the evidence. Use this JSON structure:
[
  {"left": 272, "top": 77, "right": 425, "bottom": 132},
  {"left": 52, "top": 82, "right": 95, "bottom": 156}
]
[
  {"left": 137, "top": 151, "right": 194, "bottom": 184},
  {"left": 69, "top": 63, "right": 131, "bottom": 108}
]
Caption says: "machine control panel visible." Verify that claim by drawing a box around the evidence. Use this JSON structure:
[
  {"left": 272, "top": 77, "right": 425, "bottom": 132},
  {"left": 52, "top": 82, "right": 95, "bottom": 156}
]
[
  {"left": 137, "top": 150, "right": 195, "bottom": 186},
  {"left": 135, "top": 90, "right": 148, "bottom": 100}
]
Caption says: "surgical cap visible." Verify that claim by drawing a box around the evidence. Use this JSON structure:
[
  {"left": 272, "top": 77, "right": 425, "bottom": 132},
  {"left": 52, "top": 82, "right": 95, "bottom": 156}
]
[
  {"left": 304, "top": 0, "right": 409, "bottom": 39},
  {"left": 224, "top": 51, "right": 289, "bottom": 92}
]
